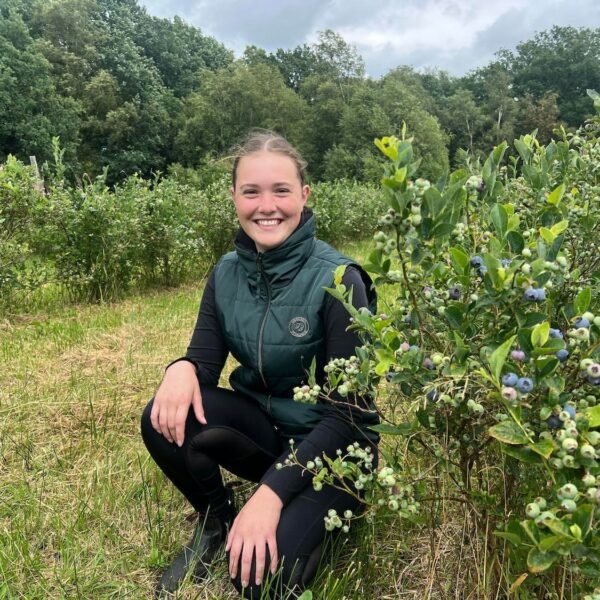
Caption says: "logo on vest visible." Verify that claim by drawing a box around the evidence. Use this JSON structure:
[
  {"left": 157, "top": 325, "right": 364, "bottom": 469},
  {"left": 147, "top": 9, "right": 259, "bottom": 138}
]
[{"left": 289, "top": 317, "right": 310, "bottom": 338}]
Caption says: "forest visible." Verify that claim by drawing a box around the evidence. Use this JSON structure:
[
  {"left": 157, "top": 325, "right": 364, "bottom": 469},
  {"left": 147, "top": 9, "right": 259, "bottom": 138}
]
[{"left": 1, "top": 0, "right": 599, "bottom": 185}]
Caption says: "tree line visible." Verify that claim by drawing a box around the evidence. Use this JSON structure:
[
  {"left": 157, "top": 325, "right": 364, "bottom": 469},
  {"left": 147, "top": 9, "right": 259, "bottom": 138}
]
[{"left": 1, "top": 0, "right": 599, "bottom": 184}]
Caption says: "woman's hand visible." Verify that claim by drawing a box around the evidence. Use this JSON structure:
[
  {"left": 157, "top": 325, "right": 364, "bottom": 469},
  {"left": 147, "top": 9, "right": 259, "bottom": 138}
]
[
  {"left": 226, "top": 484, "right": 283, "bottom": 587},
  {"left": 150, "top": 360, "right": 206, "bottom": 446}
]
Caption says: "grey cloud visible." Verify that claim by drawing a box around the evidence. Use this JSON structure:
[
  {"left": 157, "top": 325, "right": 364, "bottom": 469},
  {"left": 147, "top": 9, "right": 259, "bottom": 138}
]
[{"left": 138, "top": 0, "right": 600, "bottom": 76}]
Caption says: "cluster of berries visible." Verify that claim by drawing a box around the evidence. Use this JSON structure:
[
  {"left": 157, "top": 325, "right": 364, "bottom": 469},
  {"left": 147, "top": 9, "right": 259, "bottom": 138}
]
[
  {"left": 324, "top": 508, "right": 354, "bottom": 533},
  {"left": 501, "top": 372, "right": 535, "bottom": 404},
  {"left": 292, "top": 384, "right": 321, "bottom": 404},
  {"left": 322, "top": 355, "right": 362, "bottom": 397},
  {"left": 376, "top": 466, "right": 419, "bottom": 514}
]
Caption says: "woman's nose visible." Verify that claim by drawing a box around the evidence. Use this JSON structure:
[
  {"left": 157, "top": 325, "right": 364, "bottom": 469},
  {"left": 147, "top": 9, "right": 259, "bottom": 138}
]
[{"left": 257, "top": 193, "right": 277, "bottom": 213}]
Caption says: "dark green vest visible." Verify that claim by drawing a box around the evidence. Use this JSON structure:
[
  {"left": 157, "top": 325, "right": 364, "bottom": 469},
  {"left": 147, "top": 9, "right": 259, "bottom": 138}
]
[{"left": 213, "top": 214, "right": 377, "bottom": 440}]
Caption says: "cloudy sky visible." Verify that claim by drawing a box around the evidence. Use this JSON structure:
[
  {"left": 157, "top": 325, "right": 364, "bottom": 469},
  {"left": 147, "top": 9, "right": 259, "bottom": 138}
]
[{"left": 138, "top": 0, "right": 599, "bottom": 77}]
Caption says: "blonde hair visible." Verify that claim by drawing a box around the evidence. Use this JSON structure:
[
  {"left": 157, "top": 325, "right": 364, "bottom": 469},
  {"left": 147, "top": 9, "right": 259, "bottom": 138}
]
[{"left": 231, "top": 130, "right": 307, "bottom": 187}]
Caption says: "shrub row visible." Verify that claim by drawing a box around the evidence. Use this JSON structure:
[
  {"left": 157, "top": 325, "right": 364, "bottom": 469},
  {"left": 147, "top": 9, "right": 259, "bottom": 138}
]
[{"left": 0, "top": 157, "right": 384, "bottom": 307}]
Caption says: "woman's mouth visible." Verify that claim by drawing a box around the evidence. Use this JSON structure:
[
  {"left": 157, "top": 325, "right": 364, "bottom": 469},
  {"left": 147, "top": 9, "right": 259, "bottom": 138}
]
[{"left": 254, "top": 219, "right": 283, "bottom": 227}]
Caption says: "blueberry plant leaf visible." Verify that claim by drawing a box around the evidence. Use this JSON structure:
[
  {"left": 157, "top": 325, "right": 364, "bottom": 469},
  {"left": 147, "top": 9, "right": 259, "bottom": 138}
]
[
  {"left": 527, "top": 548, "right": 558, "bottom": 573},
  {"left": 574, "top": 287, "right": 592, "bottom": 315},
  {"left": 489, "top": 421, "right": 529, "bottom": 445},
  {"left": 584, "top": 405, "right": 600, "bottom": 428},
  {"left": 488, "top": 335, "right": 517, "bottom": 382}
]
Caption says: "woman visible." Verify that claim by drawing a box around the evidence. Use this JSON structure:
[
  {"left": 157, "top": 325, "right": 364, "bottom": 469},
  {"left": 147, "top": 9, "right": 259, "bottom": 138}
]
[{"left": 141, "top": 131, "right": 378, "bottom": 598}]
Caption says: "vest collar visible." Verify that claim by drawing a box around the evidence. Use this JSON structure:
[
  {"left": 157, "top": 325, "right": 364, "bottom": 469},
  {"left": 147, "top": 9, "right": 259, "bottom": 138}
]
[{"left": 234, "top": 208, "right": 316, "bottom": 289}]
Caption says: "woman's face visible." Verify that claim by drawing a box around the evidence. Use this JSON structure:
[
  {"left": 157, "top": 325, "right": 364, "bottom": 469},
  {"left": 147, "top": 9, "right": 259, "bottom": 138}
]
[{"left": 231, "top": 151, "right": 310, "bottom": 253}]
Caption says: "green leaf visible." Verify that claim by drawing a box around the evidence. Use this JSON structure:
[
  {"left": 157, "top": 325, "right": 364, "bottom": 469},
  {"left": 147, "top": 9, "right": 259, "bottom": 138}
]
[
  {"left": 494, "top": 531, "right": 522, "bottom": 545},
  {"left": 369, "top": 423, "right": 414, "bottom": 436},
  {"left": 539, "top": 535, "right": 564, "bottom": 552},
  {"left": 585, "top": 405, "right": 600, "bottom": 428},
  {"left": 507, "top": 231, "right": 525, "bottom": 253},
  {"left": 333, "top": 264, "right": 347, "bottom": 286},
  {"left": 550, "top": 220, "right": 568, "bottom": 236},
  {"left": 488, "top": 335, "right": 517, "bottom": 381},
  {"left": 297, "top": 591, "right": 313, "bottom": 600},
  {"left": 531, "top": 322, "right": 550, "bottom": 348},
  {"left": 574, "top": 287, "right": 592, "bottom": 315},
  {"left": 539, "top": 227, "right": 555, "bottom": 245},
  {"left": 490, "top": 204, "right": 508, "bottom": 238},
  {"left": 546, "top": 183, "right": 565, "bottom": 205},
  {"left": 502, "top": 445, "right": 542, "bottom": 464},
  {"left": 489, "top": 421, "right": 529, "bottom": 445},
  {"left": 529, "top": 439, "right": 554, "bottom": 459},
  {"left": 572, "top": 505, "right": 594, "bottom": 538},
  {"left": 449, "top": 247, "right": 469, "bottom": 275},
  {"left": 527, "top": 548, "right": 557, "bottom": 573}
]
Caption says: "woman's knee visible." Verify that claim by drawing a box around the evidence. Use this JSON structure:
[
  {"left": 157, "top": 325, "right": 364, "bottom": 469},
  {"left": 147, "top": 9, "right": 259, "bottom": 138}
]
[{"left": 140, "top": 398, "right": 157, "bottom": 445}]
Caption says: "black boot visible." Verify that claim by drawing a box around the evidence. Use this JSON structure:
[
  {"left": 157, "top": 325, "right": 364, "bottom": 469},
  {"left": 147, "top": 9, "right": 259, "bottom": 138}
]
[{"left": 156, "top": 488, "right": 236, "bottom": 595}]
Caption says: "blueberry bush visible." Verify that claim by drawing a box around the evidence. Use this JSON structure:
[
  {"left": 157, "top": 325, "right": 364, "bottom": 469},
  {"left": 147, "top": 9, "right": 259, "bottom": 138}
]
[{"left": 295, "top": 94, "right": 600, "bottom": 596}]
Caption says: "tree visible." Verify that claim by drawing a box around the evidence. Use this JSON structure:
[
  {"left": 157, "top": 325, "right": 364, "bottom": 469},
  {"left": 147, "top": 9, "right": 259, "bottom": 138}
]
[
  {"left": 516, "top": 92, "right": 562, "bottom": 144},
  {"left": 174, "top": 62, "right": 311, "bottom": 167},
  {"left": 498, "top": 26, "right": 600, "bottom": 126}
]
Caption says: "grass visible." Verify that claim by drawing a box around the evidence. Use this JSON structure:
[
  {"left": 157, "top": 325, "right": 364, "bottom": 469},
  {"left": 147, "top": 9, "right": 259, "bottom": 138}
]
[{"left": 1, "top": 240, "right": 485, "bottom": 599}]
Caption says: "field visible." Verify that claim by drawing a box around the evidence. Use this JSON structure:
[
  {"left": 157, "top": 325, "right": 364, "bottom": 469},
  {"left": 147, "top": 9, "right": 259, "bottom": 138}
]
[{"left": 0, "top": 244, "right": 452, "bottom": 599}]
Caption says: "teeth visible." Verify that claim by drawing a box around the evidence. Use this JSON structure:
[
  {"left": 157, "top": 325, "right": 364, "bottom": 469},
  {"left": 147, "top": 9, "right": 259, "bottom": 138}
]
[{"left": 256, "top": 219, "right": 280, "bottom": 225}]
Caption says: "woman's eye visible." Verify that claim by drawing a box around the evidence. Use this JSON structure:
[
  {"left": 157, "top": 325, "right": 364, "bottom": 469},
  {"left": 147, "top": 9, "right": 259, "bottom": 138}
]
[
  {"left": 243, "top": 189, "right": 258, "bottom": 196},
  {"left": 275, "top": 188, "right": 290, "bottom": 194}
]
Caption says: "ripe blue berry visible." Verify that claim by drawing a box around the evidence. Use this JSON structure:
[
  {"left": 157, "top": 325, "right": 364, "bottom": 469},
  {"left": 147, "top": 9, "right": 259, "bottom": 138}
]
[
  {"left": 563, "top": 405, "right": 576, "bottom": 419},
  {"left": 556, "top": 349, "right": 569, "bottom": 362},
  {"left": 477, "top": 266, "right": 488, "bottom": 277},
  {"left": 549, "top": 328, "right": 564, "bottom": 339},
  {"left": 426, "top": 390, "right": 439, "bottom": 402},
  {"left": 516, "top": 377, "right": 534, "bottom": 393},
  {"left": 470, "top": 256, "right": 483, "bottom": 268},
  {"left": 502, "top": 373, "right": 519, "bottom": 387},
  {"left": 575, "top": 317, "right": 590, "bottom": 329},
  {"left": 524, "top": 287, "right": 545, "bottom": 302},
  {"left": 547, "top": 415, "right": 562, "bottom": 429},
  {"left": 501, "top": 258, "right": 512, "bottom": 267},
  {"left": 448, "top": 286, "right": 461, "bottom": 300},
  {"left": 422, "top": 358, "right": 435, "bottom": 370}
]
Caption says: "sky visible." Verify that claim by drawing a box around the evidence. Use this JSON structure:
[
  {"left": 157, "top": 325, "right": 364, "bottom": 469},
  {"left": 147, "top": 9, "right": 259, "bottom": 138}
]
[{"left": 138, "top": 0, "right": 600, "bottom": 77}]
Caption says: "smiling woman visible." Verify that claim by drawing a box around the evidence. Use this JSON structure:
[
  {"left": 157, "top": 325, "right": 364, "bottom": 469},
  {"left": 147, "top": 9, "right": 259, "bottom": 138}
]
[{"left": 140, "top": 130, "right": 379, "bottom": 599}]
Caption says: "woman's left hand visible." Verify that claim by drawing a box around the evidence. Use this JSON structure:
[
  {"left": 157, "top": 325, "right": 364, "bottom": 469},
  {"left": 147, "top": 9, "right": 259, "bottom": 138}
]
[{"left": 226, "top": 484, "right": 283, "bottom": 587}]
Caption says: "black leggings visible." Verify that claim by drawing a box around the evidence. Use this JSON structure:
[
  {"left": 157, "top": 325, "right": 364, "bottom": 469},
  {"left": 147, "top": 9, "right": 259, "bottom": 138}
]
[{"left": 140, "top": 387, "right": 368, "bottom": 598}]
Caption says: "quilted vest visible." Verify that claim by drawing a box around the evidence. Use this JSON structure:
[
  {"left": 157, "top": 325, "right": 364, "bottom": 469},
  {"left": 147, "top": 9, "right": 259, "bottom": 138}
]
[{"left": 213, "top": 213, "right": 378, "bottom": 440}]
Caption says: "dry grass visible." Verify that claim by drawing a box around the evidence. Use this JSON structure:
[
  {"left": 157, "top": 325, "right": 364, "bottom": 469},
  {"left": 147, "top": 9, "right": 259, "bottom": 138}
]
[{"left": 0, "top": 258, "right": 495, "bottom": 599}]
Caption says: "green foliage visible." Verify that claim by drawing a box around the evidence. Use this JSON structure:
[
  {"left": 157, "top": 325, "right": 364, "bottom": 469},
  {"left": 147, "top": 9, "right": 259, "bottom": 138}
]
[
  {"left": 303, "top": 106, "right": 600, "bottom": 595},
  {"left": 309, "top": 180, "right": 387, "bottom": 245},
  {"left": 0, "top": 155, "right": 46, "bottom": 304}
]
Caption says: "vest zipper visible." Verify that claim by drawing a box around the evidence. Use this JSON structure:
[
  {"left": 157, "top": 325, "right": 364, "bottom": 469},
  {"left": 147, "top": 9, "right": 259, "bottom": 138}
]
[{"left": 256, "top": 254, "right": 272, "bottom": 393}]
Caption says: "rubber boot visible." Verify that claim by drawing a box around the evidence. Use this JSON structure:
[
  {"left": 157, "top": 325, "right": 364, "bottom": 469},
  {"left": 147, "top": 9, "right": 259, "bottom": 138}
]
[{"left": 156, "top": 487, "right": 236, "bottom": 595}]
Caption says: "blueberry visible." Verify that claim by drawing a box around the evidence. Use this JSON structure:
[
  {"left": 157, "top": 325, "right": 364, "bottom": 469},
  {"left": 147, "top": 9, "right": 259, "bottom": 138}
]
[
  {"left": 501, "top": 258, "right": 512, "bottom": 267},
  {"left": 502, "top": 373, "right": 519, "bottom": 387},
  {"left": 516, "top": 377, "right": 534, "bottom": 393},
  {"left": 470, "top": 256, "right": 483, "bottom": 268},
  {"left": 448, "top": 286, "right": 461, "bottom": 300},
  {"left": 587, "top": 375, "right": 600, "bottom": 386},
  {"left": 536, "top": 289, "right": 546, "bottom": 301},
  {"left": 385, "top": 372, "right": 394, "bottom": 382},
  {"left": 404, "top": 315, "right": 412, "bottom": 324},
  {"left": 556, "top": 349, "right": 569, "bottom": 362},
  {"left": 477, "top": 266, "right": 488, "bottom": 277},
  {"left": 549, "top": 328, "right": 564, "bottom": 339},
  {"left": 575, "top": 317, "right": 590, "bottom": 329},
  {"left": 422, "top": 358, "right": 435, "bottom": 370},
  {"left": 523, "top": 287, "right": 545, "bottom": 302},
  {"left": 511, "top": 350, "right": 526, "bottom": 362},
  {"left": 546, "top": 415, "right": 562, "bottom": 429},
  {"left": 426, "top": 390, "right": 439, "bottom": 402},
  {"left": 563, "top": 405, "right": 576, "bottom": 419},
  {"left": 409, "top": 345, "right": 419, "bottom": 352}
]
